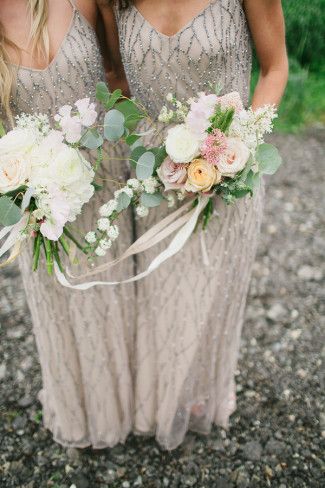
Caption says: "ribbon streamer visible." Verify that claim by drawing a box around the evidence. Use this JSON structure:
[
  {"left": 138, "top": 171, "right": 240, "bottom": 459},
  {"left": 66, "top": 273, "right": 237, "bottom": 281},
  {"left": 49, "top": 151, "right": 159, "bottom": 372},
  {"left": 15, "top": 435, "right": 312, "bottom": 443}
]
[
  {"left": 0, "top": 214, "right": 28, "bottom": 268},
  {"left": 55, "top": 195, "right": 209, "bottom": 289}
]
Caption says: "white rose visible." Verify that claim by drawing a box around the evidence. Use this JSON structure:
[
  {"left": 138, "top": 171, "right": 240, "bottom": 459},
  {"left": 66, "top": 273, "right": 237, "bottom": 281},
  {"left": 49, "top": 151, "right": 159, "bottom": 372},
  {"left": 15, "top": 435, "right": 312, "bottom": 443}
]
[
  {"left": 0, "top": 128, "right": 37, "bottom": 193},
  {"left": 52, "top": 147, "right": 94, "bottom": 186},
  {"left": 217, "top": 138, "right": 250, "bottom": 177},
  {"left": 0, "top": 153, "right": 31, "bottom": 193},
  {"left": 165, "top": 124, "right": 200, "bottom": 164}
]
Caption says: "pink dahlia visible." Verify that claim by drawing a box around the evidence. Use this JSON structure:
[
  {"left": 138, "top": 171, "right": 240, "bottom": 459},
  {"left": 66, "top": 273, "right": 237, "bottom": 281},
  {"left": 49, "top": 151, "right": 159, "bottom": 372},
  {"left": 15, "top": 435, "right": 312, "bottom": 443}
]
[{"left": 201, "top": 129, "right": 228, "bottom": 165}]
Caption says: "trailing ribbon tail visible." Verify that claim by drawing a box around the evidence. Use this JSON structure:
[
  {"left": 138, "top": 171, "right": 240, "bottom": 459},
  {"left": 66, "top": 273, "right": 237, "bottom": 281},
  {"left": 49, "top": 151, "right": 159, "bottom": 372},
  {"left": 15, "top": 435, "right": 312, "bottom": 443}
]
[
  {"left": 0, "top": 214, "right": 29, "bottom": 268},
  {"left": 55, "top": 195, "right": 209, "bottom": 289}
]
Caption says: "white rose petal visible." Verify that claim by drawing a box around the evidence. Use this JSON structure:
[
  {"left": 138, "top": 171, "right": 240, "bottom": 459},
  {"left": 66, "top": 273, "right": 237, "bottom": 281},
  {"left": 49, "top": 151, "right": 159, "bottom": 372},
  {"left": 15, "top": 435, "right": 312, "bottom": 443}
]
[{"left": 165, "top": 124, "right": 200, "bottom": 164}]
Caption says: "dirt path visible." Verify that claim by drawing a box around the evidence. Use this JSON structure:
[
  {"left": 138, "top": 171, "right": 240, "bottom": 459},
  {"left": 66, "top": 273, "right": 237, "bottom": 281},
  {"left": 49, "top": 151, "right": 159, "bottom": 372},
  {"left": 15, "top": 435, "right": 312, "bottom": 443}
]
[{"left": 0, "top": 130, "right": 324, "bottom": 487}]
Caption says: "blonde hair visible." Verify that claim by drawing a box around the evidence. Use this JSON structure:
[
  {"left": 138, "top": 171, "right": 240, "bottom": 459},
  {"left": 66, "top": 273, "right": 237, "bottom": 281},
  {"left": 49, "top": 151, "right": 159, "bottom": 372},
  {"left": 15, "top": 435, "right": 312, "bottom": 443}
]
[{"left": 0, "top": 0, "right": 50, "bottom": 123}]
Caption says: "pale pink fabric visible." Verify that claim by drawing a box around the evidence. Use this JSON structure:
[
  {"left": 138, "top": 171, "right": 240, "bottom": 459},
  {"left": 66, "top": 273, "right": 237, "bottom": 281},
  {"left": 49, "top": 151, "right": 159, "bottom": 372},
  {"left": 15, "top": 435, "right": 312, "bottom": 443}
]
[{"left": 4, "top": 0, "right": 265, "bottom": 451}]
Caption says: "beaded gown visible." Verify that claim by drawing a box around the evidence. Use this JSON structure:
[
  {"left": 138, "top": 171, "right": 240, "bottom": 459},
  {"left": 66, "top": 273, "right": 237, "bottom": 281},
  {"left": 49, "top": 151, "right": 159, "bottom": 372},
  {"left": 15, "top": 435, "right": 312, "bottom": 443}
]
[{"left": 4, "top": 0, "right": 265, "bottom": 451}]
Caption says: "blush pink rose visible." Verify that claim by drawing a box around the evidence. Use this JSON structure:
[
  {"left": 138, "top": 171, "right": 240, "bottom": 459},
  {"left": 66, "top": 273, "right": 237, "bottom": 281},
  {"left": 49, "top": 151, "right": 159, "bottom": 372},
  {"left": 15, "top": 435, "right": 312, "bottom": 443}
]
[{"left": 157, "top": 158, "right": 188, "bottom": 190}]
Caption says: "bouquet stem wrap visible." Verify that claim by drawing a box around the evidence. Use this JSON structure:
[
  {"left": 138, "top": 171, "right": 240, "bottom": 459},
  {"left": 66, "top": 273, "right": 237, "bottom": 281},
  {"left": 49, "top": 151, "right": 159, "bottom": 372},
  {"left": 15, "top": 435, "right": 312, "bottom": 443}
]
[{"left": 54, "top": 195, "right": 209, "bottom": 289}]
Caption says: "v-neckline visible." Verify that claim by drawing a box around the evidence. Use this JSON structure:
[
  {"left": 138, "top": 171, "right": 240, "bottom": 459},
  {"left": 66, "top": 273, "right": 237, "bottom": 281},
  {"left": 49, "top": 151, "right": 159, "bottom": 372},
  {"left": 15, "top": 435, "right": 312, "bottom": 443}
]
[
  {"left": 132, "top": 1, "right": 214, "bottom": 39},
  {"left": 12, "top": 8, "right": 76, "bottom": 73}
]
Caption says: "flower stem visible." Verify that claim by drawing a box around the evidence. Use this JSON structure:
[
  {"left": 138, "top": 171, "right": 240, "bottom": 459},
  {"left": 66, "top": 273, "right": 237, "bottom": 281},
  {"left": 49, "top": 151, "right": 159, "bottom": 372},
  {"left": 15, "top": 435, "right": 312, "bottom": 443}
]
[
  {"left": 43, "top": 237, "right": 54, "bottom": 276},
  {"left": 53, "top": 241, "right": 64, "bottom": 273},
  {"left": 32, "top": 233, "right": 42, "bottom": 272},
  {"left": 63, "top": 227, "right": 88, "bottom": 255}
]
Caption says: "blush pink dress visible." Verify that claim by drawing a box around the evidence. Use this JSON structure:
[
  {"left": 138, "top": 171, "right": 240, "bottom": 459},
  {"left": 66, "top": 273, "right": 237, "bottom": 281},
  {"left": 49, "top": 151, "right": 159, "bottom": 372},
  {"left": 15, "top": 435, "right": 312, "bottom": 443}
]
[{"left": 3, "top": 0, "right": 265, "bottom": 451}]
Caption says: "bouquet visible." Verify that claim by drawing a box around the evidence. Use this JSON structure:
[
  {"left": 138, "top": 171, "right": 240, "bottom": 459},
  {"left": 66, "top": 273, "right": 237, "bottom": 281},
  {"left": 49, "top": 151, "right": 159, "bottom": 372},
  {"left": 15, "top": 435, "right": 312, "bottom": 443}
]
[
  {"left": 0, "top": 83, "right": 146, "bottom": 274},
  {"left": 84, "top": 87, "right": 282, "bottom": 261}
]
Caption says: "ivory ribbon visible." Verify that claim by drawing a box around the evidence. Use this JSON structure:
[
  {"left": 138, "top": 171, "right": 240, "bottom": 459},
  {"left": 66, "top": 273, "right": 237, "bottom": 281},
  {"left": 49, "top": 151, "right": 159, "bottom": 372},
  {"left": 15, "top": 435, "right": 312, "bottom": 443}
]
[
  {"left": 55, "top": 195, "right": 209, "bottom": 289},
  {"left": 0, "top": 214, "right": 28, "bottom": 268}
]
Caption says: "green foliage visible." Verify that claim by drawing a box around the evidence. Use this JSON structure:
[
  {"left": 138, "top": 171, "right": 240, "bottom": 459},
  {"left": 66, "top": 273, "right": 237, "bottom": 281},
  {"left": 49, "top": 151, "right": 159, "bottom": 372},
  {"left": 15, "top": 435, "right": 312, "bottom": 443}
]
[
  {"left": 80, "top": 128, "right": 103, "bottom": 149},
  {"left": 0, "top": 195, "right": 22, "bottom": 226},
  {"left": 256, "top": 143, "right": 283, "bottom": 175},
  {"left": 136, "top": 151, "right": 155, "bottom": 179},
  {"left": 282, "top": 0, "right": 325, "bottom": 70},
  {"left": 104, "top": 109, "right": 125, "bottom": 141},
  {"left": 116, "top": 192, "right": 131, "bottom": 212},
  {"left": 209, "top": 106, "right": 234, "bottom": 133},
  {"left": 140, "top": 192, "right": 164, "bottom": 208}
]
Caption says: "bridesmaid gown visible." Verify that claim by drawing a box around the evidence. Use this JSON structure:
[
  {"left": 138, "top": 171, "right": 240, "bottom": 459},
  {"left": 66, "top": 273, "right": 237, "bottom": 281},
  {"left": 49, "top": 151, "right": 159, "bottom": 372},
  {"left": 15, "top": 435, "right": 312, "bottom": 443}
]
[{"left": 3, "top": 0, "right": 265, "bottom": 451}]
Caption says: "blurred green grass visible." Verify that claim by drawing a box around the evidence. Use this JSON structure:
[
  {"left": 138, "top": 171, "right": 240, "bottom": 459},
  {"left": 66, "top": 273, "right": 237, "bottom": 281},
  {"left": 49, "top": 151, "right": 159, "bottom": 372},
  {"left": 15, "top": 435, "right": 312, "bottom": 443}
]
[{"left": 250, "top": 0, "right": 325, "bottom": 133}]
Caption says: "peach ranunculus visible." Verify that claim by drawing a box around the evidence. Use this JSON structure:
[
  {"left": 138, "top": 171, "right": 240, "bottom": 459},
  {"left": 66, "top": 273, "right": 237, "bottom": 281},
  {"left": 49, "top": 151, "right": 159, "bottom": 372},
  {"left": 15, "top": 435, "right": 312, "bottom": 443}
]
[
  {"left": 185, "top": 158, "right": 221, "bottom": 193},
  {"left": 216, "top": 137, "right": 250, "bottom": 177},
  {"left": 157, "top": 157, "right": 188, "bottom": 190}
]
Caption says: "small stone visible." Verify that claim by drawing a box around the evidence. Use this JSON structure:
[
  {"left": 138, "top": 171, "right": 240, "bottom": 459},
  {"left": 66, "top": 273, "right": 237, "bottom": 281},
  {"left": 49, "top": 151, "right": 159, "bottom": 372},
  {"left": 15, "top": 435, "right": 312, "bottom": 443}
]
[
  {"left": 264, "top": 465, "right": 273, "bottom": 478},
  {"left": 66, "top": 448, "right": 80, "bottom": 463},
  {"left": 7, "top": 326, "right": 25, "bottom": 339},
  {"left": 289, "top": 329, "right": 302, "bottom": 340},
  {"left": 265, "top": 438, "right": 288, "bottom": 457},
  {"left": 163, "top": 477, "right": 170, "bottom": 487},
  {"left": 232, "top": 468, "right": 250, "bottom": 488},
  {"left": 266, "top": 303, "right": 286, "bottom": 322},
  {"left": 122, "top": 482, "right": 130, "bottom": 488},
  {"left": 242, "top": 441, "right": 262, "bottom": 461},
  {"left": 18, "top": 395, "right": 34, "bottom": 408},
  {"left": 0, "top": 363, "right": 7, "bottom": 380},
  {"left": 12, "top": 415, "right": 27, "bottom": 430},
  {"left": 298, "top": 265, "right": 323, "bottom": 281},
  {"left": 181, "top": 475, "right": 197, "bottom": 486}
]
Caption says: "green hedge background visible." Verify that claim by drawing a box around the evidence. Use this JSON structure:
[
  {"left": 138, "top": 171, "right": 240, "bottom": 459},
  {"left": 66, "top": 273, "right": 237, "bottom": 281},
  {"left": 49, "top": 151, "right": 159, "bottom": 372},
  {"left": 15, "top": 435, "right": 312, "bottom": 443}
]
[{"left": 251, "top": 0, "right": 325, "bottom": 132}]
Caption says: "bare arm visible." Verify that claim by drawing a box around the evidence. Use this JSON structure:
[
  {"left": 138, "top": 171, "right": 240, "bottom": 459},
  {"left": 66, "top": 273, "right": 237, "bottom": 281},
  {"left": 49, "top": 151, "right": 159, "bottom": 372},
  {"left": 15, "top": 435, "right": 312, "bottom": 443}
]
[
  {"left": 96, "top": 0, "right": 130, "bottom": 96},
  {"left": 244, "top": 0, "right": 288, "bottom": 109}
]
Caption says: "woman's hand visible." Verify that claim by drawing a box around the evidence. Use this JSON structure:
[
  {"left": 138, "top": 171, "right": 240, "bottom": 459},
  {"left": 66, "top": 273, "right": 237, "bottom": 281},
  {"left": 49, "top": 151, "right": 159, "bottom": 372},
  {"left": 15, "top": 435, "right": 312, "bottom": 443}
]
[{"left": 244, "top": 0, "right": 289, "bottom": 109}]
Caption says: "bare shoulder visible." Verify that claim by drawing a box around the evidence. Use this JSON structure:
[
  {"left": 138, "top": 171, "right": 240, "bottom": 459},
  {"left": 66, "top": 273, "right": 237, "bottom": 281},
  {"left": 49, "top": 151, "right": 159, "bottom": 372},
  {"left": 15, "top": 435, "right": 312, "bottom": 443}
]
[{"left": 75, "top": 0, "right": 98, "bottom": 27}]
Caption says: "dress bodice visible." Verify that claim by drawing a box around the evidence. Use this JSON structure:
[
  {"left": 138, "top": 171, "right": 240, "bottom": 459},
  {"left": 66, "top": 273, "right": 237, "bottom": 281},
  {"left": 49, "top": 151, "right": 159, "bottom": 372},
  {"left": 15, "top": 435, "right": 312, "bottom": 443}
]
[
  {"left": 2, "top": 6, "right": 105, "bottom": 126},
  {"left": 115, "top": 0, "right": 252, "bottom": 118}
]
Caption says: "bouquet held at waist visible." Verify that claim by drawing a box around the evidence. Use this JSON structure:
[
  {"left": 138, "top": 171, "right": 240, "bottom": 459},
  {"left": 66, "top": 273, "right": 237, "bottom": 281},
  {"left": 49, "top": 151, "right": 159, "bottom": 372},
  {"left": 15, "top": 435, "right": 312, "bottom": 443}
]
[{"left": 0, "top": 82, "right": 282, "bottom": 284}]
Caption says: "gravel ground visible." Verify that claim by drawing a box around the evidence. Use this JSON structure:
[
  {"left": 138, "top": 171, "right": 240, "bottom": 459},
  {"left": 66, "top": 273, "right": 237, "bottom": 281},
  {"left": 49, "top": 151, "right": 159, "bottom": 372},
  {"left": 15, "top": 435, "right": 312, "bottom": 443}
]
[{"left": 0, "top": 130, "right": 324, "bottom": 488}]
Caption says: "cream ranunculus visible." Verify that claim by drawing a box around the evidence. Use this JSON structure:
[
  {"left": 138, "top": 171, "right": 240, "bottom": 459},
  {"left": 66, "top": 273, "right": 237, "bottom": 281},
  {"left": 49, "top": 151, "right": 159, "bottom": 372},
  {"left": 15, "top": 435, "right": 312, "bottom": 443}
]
[
  {"left": 0, "top": 128, "right": 37, "bottom": 193},
  {"left": 53, "top": 147, "right": 94, "bottom": 186},
  {"left": 185, "top": 158, "right": 221, "bottom": 193},
  {"left": 217, "top": 137, "right": 250, "bottom": 177},
  {"left": 165, "top": 124, "right": 200, "bottom": 163}
]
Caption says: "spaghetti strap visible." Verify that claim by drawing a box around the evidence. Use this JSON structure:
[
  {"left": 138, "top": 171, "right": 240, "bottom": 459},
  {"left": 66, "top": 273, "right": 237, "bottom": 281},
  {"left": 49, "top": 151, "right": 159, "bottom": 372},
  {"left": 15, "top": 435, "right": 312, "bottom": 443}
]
[{"left": 66, "top": 0, "right": 76, "bottom": 9}]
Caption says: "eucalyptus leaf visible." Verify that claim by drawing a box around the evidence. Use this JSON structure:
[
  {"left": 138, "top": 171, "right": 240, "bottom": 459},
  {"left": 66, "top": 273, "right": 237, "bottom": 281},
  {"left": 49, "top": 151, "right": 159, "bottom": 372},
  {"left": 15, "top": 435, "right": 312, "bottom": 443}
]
[
  {"left": 80, "top": 128, "right": 104, "bottom": 149},
  {"left": 245, "top": 170, "right": 261, "bottom": 191},
  {"left": 125, "top": 134, "right": 140, "bottom": 146},
  {"left": 116, "top": 192, "right": 131, "bottom": 212},
  {"left": 130, "top": 145, "right": 147, "bottom": 168},
  {"left": 106, "top": 89, "right": 123, "bottom": 110},
  {"left": 116, "top": 100, "right": 144, "bottom": 130},
  {"left": 140, "top": 192, "right": 164, "bottom": 208},
  {"left": 256, "top": 143, "right": 282, "bottom": 175},
  {"left": 96, "top": 82, "right": 110, "bottom": 104},
  {"left": 0, "top": 195, "right": 22, "bottom": 226},
  {"left": 136, "top": 151, "right": 155, "bottom": 179},
  {"left": 104, "top": 109, "right": 125, "bottom": 141},
  {"left": 151, "top": 146, "right": 168, "bottom": 169}
]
